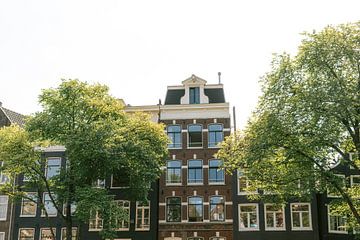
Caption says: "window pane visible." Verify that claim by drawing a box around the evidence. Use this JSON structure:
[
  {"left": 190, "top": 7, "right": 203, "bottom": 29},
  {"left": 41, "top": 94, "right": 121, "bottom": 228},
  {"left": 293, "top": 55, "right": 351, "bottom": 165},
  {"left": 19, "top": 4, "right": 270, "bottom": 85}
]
[
  {"left": 166, "top": 197, "right": 181, "bottom": 222},
  {"left": 210, "top": 196, "right": 225, "bottom": 221},
  {"left": 0, "top": 196, "right": 8, "bottom": 219},
  {"left": 46, "top": 158, "right": 61, "bottom": 179},
  {"left": 292, "top": 212, "right": 300, "bottom": 227},
  {"left": 21, "top": 193, "right": 37, "bottom": 216},
  {"left": 189, "top": 87, "right": 200, "bottom": 104},
  {"left": 168, "top": 125, "right": 182, "bottom": 148},
  {"left": 19, "top": 229, "right": 35, "bottom": 240},
  {"left": 302, "top": 212, "right": 310, "bottom": 227}
]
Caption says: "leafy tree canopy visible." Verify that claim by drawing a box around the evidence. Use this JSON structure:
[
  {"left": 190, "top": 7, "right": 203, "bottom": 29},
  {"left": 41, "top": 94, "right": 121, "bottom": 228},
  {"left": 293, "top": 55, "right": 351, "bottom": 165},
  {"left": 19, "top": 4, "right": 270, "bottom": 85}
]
[
  {"left": 0, "top": 79, "right": 169, "bottom": 239},
  {"left": 217, "top": 22, "right": 360, "bottom": 228}
]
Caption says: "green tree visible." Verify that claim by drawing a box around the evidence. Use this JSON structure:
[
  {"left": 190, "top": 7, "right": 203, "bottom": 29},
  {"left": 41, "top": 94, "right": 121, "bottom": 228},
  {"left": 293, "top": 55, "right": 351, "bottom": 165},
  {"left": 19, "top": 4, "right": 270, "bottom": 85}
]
[
  {"left": 217, "top": 22, "right": 360, "bottom": 230},
  {"left": 0, "top": 79, "right": 169, "bottom": 240}
]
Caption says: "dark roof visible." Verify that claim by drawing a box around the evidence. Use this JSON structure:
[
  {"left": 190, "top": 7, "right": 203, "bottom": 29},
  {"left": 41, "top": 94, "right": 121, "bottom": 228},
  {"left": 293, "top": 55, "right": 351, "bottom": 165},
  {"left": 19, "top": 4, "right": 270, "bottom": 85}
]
[
  {"left": 0, "top": 107, "right": 26, "bottom": 126},
  {"left": 204, "top": 88, "right": 225, "bottom": 103},
  {"left": 164, "top": 89, "right": 185, "bottom": 105}
]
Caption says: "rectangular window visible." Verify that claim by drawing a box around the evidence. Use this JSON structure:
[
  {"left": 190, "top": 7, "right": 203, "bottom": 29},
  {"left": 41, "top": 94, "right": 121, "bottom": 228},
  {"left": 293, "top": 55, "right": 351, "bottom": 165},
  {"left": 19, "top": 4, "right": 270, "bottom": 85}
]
[
  {"left": 63, "top": 203, "right": 76, "bottom": 216},
  {"left": 20, "top": 193, "right": 37, "bottom": 217},
  {"left": 291, "top": 203, "right": 312, "bottom": 230},
  {"left": 116, "top": 200, "right": 130, "bottom": 230},
  {"left": 209, "top": 159, "right": 224, "bottom": 184},
  {"left": 89, "top": 210, "right": 103, "bottom": 231},
  {"left": 210, "top": 196, "right": 225, "bottom": 221},
  {"left": 166, "top": 197, "right": 181, "bottom": 222},
  {"left": 264, "top": 204, "right": 285, "bottom": 230},
  {"left": 239, "top": 204, "right": 259, "bottom": 231},
  {"left": 189, "top": 87, "right": 200, "bottom": 104},
  {"left": 61, "top": 227, "right": 78, "bottom": 240},
  {"left": 0, "top": 195, "right": 8, "bottom": 220},
  {"left": 111, "top": 173, "right": 129, "bottom": 189},
  {"left": 40, "top": 228, "right": 56, "bottom": 240},
  {"left": 166, "top": 160, "right": 182, "bottom": 185},
  {"left": 237, "top": 170, "right": 255, "bottom": 195},
  {"left": 188, "top": 160, "right": 203, "bottom": 184},
  {"left": 167, "top": 125, "right": 182, "bottom": 148},
  {"left": 0, "top": 232, "right": 4, "bottom": 240},
  {"left": 42, "top": 193, "right": 57, "bottom": 217},
  {"left": 327, "top": 174, "right": 345, "bottom": 198},
  {"left": 208, "top": 124, "right": 224, "bottom": 148},
  {"left": 92, "top": 179, "right": 105, "bottom": 188},
  {"left": 18, "top": 228, "right": 35, "bottom": 240},
  {"left": 136, "top": 201, "right": 150, "bottom": 230},
  {"left": 46, "top": 158, "right": 61, "bottom": 179},
  {"left": 328, "top": 205, "right": 347, "bottom": 234},
  {"left": 351, "top": 175, "right": 360, "bottom": 186},
  {"left": 0, "top": 161, "right": 9, "bottom": 184},
  {"left": 188, "top": 124, "right": 202, "bottom": 148},
  {"left": 188, "top": 197, "right": 203, "bottom": 222}
]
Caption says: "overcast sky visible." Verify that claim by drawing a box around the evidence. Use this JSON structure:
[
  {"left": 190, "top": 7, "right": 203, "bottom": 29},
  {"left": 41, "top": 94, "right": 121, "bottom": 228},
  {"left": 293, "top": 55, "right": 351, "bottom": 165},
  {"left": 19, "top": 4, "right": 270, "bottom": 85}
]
[{"left": 0, "top": 0, "right": 359, "bottom": 128}]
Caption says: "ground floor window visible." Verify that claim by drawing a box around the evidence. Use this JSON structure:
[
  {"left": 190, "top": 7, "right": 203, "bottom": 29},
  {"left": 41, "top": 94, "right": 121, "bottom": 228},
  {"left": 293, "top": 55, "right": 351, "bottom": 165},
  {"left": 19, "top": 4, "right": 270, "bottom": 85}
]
[
  {"left": 239, "top": 204, "right": 259, "bottom": 230},
  {"left": 166, "top": 197, "right": 181, "bottom": 222},
  {"left": 19, "top": 228, "right": 35, "bottom": 240},
  {"left": 116, "top": 200, "right": 130, "bottom": 230},
  {"left": 210, "top": 196, "right": 225, "bottom": 221},
  {"left": 328, "top": 205, "right": 347, "bottom": 234},
  {"left": 291, "top": 203, "right": 312, "bottom": 230},
  {"left": 40, "top": 228, "right": 56, "bottom": 240},
  {"left": 136, "top": 201, "right": 150, "bottom": 230},
  {"left": 264, "top": 204, "right": 285, "bottom": 230},
  {"left": 89, "top": 210, "right": 103, "bottom": 231},
  {"left": 188, "top": 197, "right": 203, "bottom": 222},
  {"left": 61, "top": 227, "right": 78, "bottom": 240}
]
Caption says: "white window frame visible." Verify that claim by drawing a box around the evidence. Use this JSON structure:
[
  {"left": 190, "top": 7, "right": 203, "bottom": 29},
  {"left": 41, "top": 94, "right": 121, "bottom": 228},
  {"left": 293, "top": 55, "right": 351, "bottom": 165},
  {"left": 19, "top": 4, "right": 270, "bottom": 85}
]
[
  {"left": 264, "top": 204, "right": 286, "bottom": 231},
  {"left": 0, "top": 161, "right": 8, "bottom": 184},
  {"left": 208, "top": 159, "right": 225, "bottom": 185},
  {"left": 187, "top": 159, "right": 203, "bottom": 185},
  {"left": 290, "top": 203, "right": 312, "bottom": 230},
  {"left": 238, "top": 203, "right": 259, "bottom": 231},
  {"left": 188, "top": 196, "right": 204, "bottom": 222},
  {"left": 40, "top": 228, "right": 56, "bottom": 240},
  {"left": 0, "top": 195, "right": 8, "bottom": 221},
  {"left": 166, "top": 160, "right": 182, "bottom": 186},
  {"left": 237, "top": 170, "right": 257, "bottom": 195},
  {"left": 45, "top": 157, "right": 62, "bottom": 180},
  {"left": 135, "top": 201, "right": 150, "bottom": 231},
  {"left": 18, "top": 228, "right": 35, "bottom": 240},
  {"left": 350, "top": 175, "right": 360, "bottom": 187},
  {"left": 41, "top": 193, "right": 57, "bottom": 217},
  {"left": 110, "top": 174, "right": 129, "bottom": 189},
  {"left": 89, "top": 210, "right": 103, "bottom": 231},
  {"left": 115, "top": 200, "right": 130, "bottom": 231},
  {"left": 327, "top": 205, "right": 347, "bottom": 234},
  {"left": 61, "top": 227, "right": 78, "bottom": 240},
  {"left": 0, "top": 232, "right": 4, "bottom": 240},
  {"left": 20, "top": 192, "right": 37, "bottom": 217},
  {"left": 207, "top": 123, "right": 224, "bottom": 148},
  {"left": 187, "top": 124, "right": 203, "bottom": 149},
  {"left": 327, "top": 174, "right": 346, "bottom": 198},
  {"left": 62, "top": 203, "right": 76, "bottom": 216},
  {"left": 209, "top": 195, "right": 225, "bottom": 222},
  {"left": 92, "top": 179, "right": 105, "bottom": 188}
]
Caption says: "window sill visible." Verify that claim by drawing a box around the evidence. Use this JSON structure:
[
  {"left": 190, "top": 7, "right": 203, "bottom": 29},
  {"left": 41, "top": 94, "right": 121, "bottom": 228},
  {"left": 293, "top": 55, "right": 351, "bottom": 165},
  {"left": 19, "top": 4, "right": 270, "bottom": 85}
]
[
  {"left": 187, "top": 183, "right": 204, "bottom": 186},
  {"left": 135, "top": 229, "right": 150, "bottom": 231},
  {"left": 20, "top": 215, "right": 36, "bottom": 217},
  {"left": 328, "top": 230, "right": 348, "bottom": 234},
  {"left": 187, "top": 147, "right": 203, "bottom": 149},
  {"left": 115, "top": 229, "right": 130, "bottom": 231},
  {"left": 239, "top": 228, "right": 259, "bottom": 231},
  {"left": 208, "top": 182, "right": 225, "bottom": 185},
  {"left": 291, "top": 227, "right": 313, "bottom": 231},
  {"left": 265, "top": 228, "right": 286, "bottom": 231},
  {"left": 88, "top": 229, "right": 102, "bottom": 232},
  {"left": 166, "top": 183, "right": 182, "bottom": 186}
]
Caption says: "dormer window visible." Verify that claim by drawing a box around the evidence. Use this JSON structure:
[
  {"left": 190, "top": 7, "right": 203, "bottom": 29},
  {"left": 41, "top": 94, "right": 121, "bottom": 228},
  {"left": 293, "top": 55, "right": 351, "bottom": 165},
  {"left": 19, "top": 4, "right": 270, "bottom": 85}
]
[{"left": 189, "top": 87, "right": 200, "bottom": 104}]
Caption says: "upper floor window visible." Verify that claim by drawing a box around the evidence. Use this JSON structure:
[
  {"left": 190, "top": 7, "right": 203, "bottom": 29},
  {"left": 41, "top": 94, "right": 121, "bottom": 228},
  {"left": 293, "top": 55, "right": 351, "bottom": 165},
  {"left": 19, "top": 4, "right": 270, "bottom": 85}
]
[
  {"left": 166, "top": 160, "right": 182, "bottom": 185},
  {"left": 238, "top": 170, "right": 255, "bottom": 195},
  {"left": 188, "top": 124, "right": 202, "bottom": 148},
  {"left": 0, "top": 195, "right": 8, "bottom": 220},
  {"left": 188, "top": 197, "right": 203, "bottom": 222},
  {"left": 20, "top": 193, "right": 37, "bottom": 217},
  {"left": 351, "top": 175, "right": 360, "bottom": 186},
  {"left": 328, "top": 205, "right": 347, "bottom": 234},
  {"left": 63, "top": 203, "right": 76, "bottom": 216},
  {"left": 111, "top": 173, "right": 129, "bottom": 189},
  {"left": 188, "top": 160, "right": 203, "bottom": 184},
  {"left": 167, "top": 125, "right": 182, "bottom": 149},
  {"left": 291, "top": 203, "right": 312, "bottom": 230},
  {"left": 0, "top": 161, "right": 9, "bottom": 184},
  {"left": 92, "top": 179, "right": 105, "bottom": 188},
  {"left": 40, "top": 228, "right": 56, "bottom": 240},
  {"left": 210, "top": 196, "right": 225, "bottom": 221},
  {"left": 136, "top": 201, "right": 150, "bottom": 231},
  {"left": 42, "top": 193, "right": 57, "bottom": 217},
  {"left": 209, "top": 159, "right": 224, "bottom": 184},
  {"left": 19, "top": 228, "right": 35, "bottom": 240},
  {"left": 116, "top": 200, "right": 130, "bottom": 230},
  {"left": 61, "top": 228, "right": 78, "bottom": 240},
  {"left": 208, "top": 124, "right": 223, "bottom": 148},
  {"left": 238, "top": 204, "right": 259, "bottom": 231},
  {"left": 327, "top": 174, "right": 345, "bottom": 198},
  {"left": 264, "top": 204, "right": 285, "bottom": 230},
  {"left": 89, "top": 210, "right": 103, "bottom": 231},
  {"left": 0, "top": 232, "right": 4, "bottom": 240},
  {"left": 166, "top": 197, "right": 181, "bottom": 222},
  {"left": 46, "top": 158, "right": 61, "bottom": 179},
  {"left": 189, "top": 87, "right": 200, "bottom": 104}
]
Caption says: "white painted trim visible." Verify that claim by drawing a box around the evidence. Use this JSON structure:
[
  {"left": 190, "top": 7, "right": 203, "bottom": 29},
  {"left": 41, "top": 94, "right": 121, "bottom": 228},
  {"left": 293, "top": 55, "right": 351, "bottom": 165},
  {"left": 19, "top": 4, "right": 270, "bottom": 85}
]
[
  {"left": 18, "top": 228, "right": 35, "bottom": 240},
  {"left": 350, "top": 175, "right": 360, "bottom": 187},
  {"left": 264, "top": 204, "right": 286, "bottom": 231},
  {"left": 238, "top": 203, "right": 259, "bottom": 231},
  {"left": 290, "top": 203, "right": 312, "bottom": 231},
  {"left": 327, "top": 205, "right": 348, "bottom": 234},
  {"left": 0, "top": 196, "right": 8, "bottom": 221},
  {"left": 327, "top": 174, "right": 345, "bottom": 198},
  {"left": 20, "top": 193, "right": 37, "bottom": 218}
]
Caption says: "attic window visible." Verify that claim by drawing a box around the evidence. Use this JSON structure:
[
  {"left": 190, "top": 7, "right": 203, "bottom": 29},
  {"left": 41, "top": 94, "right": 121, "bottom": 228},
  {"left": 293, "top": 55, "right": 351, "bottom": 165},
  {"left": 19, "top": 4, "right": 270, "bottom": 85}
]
[{"left": 189, "top": 87, "right": 200, "bottom": 104}]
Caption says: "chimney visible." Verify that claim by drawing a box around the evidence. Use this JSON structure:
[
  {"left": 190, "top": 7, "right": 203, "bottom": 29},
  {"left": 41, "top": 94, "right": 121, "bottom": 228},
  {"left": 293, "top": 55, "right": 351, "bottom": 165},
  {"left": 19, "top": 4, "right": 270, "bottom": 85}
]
[{"left": 218, "top": 72, "right": 221, "bottom": 84}]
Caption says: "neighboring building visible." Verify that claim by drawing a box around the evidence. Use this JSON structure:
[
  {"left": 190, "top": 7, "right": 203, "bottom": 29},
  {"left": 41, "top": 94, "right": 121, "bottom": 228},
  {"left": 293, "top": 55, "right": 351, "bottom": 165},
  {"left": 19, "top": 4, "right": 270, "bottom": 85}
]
[
  {"left": 126, "top": 74, "right": 233, "bottom": 240},
  {"left": 0, "top": 102, "right": 26, "bottom": 240}
]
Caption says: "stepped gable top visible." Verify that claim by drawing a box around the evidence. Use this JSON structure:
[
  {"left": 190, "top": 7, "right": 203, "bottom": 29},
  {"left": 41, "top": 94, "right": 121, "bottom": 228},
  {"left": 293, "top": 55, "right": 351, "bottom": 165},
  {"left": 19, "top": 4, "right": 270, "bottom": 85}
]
[
  {"left": 164, "top": 74, "right": 225, "bottom": 105},
  {"left": 0, "top": 103, "right": 26, "bottom": 127}
]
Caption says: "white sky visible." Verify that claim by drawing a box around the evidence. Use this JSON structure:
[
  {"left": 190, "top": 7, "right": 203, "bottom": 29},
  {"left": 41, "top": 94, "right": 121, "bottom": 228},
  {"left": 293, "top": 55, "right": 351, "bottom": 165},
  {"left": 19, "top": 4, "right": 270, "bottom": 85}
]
[{"left": 0, "top": 0, "right": 359, "bottom": 128}]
